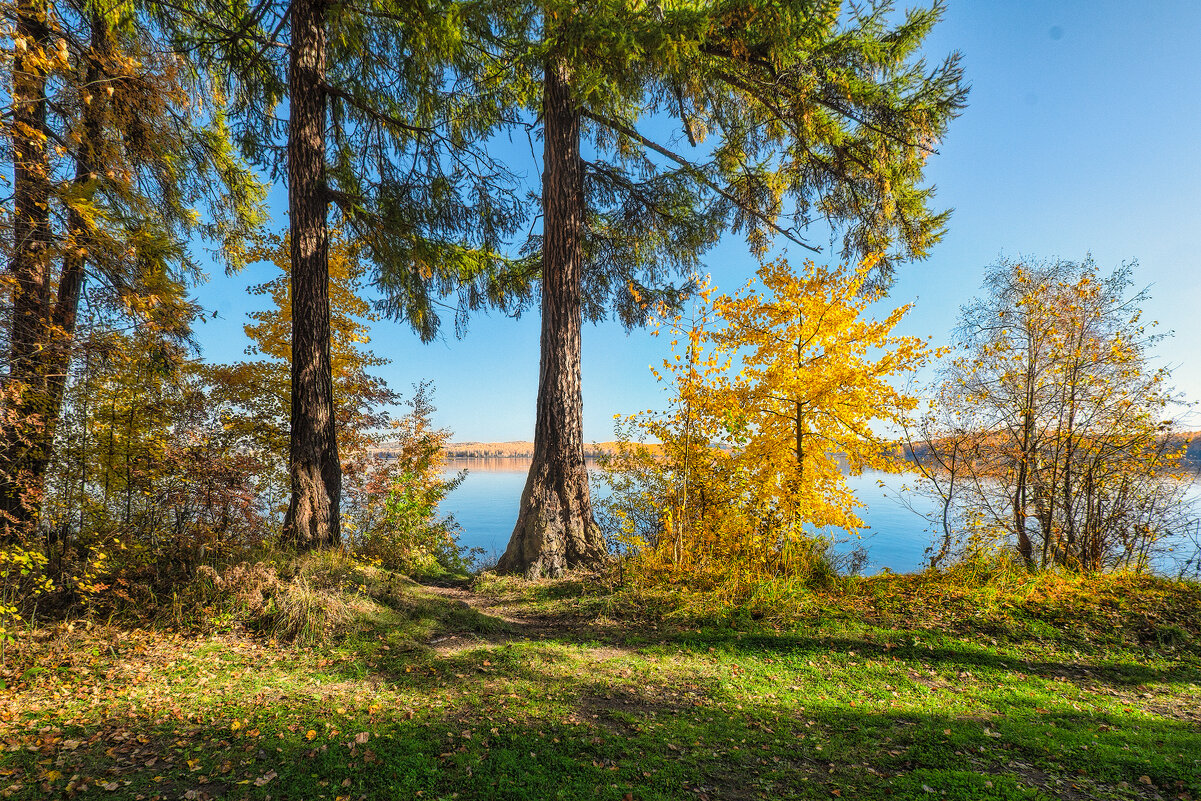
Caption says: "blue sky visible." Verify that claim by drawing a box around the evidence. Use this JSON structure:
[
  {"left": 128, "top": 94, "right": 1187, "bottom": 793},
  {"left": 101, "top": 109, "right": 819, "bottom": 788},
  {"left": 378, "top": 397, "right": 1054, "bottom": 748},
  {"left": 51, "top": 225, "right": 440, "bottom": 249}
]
[{"left": 190, "top": 1, "right": 1201, "bottom": 442}]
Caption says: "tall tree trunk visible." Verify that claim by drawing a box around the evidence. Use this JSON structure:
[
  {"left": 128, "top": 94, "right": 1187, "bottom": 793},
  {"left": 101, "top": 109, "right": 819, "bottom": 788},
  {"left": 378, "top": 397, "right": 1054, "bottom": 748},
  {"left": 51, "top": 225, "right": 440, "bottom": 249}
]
[
  {"left": 1, "top": 0, "right": 53, "bottom": 539},
  {"left": 30, "top": 11, "right": 111, "bottom": 529},
  {"left": 282, "top": 0, "right": 340, "bottom": 550},
  {"left": 496, "top": 56, "right": 606, "bottom": 578}
]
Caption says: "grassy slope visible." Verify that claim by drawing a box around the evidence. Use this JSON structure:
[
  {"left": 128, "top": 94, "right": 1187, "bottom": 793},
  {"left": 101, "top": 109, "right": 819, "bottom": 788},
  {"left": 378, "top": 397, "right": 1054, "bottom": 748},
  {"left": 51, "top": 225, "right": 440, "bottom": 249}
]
[{"left": 0, "top": 566, "right": 1198, "bottom": 801}]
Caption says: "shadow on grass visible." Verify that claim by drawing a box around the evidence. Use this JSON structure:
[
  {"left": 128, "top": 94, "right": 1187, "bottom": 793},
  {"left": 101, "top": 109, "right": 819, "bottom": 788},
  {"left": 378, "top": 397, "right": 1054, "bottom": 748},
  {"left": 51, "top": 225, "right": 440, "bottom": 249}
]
[
  {"left": 14, "top": 582, "right": 1189, "bottom": 800},
  {"left": 670, "top": 629, "right": 1201, "bottom": 690},
  {"left": 348, "top": 583, "right": 1199, "bottom": 708},
  {"left": 370, "top": 581, "right": 1200, "bottom": 686},
  {"left": 6, "top": 642, "right": 1199, "bottom": 801}
]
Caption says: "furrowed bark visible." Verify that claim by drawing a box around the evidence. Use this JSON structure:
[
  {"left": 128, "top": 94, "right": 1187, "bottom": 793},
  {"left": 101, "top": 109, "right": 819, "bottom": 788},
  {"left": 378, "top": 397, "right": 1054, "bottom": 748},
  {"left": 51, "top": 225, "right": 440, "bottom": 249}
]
[
  {"left": 283, "top": 0, "right": 341, "bottom": 550},
  {"left": 1, "top": 0, "right": 53, "bottom": 538},
  {"left": 496, "top": 55, "right": 606, "bottom": 578},
  {"left": 31, "top": 12, "right": 111, "bottom": 537}
]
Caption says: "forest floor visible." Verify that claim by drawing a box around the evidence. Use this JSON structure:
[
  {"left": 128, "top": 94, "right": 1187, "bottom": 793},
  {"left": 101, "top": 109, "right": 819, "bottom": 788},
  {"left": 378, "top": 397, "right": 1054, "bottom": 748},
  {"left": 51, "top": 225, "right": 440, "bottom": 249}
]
[{"left": 0, "top": 564, "right": 1198, "bottom": 801}]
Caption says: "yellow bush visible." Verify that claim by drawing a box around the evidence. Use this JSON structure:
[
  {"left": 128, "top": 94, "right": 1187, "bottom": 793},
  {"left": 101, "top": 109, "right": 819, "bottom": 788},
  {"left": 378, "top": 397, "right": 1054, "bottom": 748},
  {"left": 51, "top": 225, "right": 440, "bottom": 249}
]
[{"left": 0, "top": 543, "right": 54, "bottom": 657}]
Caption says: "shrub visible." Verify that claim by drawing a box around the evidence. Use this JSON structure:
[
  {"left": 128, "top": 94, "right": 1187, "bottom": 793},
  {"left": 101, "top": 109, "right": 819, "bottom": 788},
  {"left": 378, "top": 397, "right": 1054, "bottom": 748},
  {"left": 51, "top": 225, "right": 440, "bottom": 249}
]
[
  {"left": 0, "top": 542, "right": 54, "bottom": 660},
  {"left": 349, "top": 382, "right": 471, "bottom": 574},
  {"left": 186, "top": 552, "right": 380, "bottom": 643}
]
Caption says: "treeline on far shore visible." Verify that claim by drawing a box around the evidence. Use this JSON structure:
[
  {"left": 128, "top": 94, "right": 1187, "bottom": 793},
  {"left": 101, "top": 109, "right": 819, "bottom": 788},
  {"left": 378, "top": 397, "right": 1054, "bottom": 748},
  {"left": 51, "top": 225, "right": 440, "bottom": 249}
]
[
  {"left": 378, "top": 433, "right": 1201, "bottom": 471},
  {"left": 379, "top": 433, "right": 1201, "bottom": 470},
  {"left": 372, "top": 442, "right": 643, "bottom": 460},
  {"left": 901, "top": 431, "right": 1201, "bottom": 474}
]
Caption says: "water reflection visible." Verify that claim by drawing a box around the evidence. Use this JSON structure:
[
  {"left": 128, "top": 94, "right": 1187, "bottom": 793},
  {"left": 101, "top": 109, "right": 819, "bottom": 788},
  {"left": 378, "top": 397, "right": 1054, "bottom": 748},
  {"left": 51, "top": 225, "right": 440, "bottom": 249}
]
[
  {"left": 440, "top": 458, "right": 1198, "bottom": 577},
  {"left": 441, "top": 458, "right": 935, "bottom": 574}
]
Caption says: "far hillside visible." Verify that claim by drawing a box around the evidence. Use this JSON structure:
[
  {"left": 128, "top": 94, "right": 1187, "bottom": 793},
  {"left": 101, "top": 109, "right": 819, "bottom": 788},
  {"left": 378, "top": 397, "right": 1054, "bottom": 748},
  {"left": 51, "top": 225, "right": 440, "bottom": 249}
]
[
  {"left": 902, "top": 432, "right": 1201, "bottom": 473},
  {"left": 370, "top": 441, "right": 638, "bottom": 459}
]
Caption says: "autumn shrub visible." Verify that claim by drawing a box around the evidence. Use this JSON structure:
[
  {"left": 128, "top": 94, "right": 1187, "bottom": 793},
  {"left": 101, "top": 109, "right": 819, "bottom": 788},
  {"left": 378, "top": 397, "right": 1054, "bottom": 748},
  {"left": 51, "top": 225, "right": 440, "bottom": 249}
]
[
  {"left": 600, "top": 259, "right": 929, "bottom": 601},
  {"left": 367, "top": 467, "right": 468, "bottom": 573},
  {"left": 36, "top": 313, "right": 278, "bottom": 621},
  {"left": 185, "top": 552, "right": 380, "bottom": 643},
  {"left": 193, "top": 561, "right": 281, "bottom": 620},
  {"left": 0, "top": 542, "right": 54, "bottom": 659},
  {"left": 601, "top": 549, "right": 1201, "bottom": 645},
  {"left": 350, "top": 382, "right": 471, "bottom": 575}
]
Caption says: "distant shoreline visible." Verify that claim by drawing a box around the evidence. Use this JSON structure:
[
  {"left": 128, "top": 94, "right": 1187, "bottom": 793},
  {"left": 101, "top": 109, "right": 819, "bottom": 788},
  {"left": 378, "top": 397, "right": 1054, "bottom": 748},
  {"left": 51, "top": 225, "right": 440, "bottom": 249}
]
[
  {"left": 371, "top": 441, "right": 625, "bottom": 460},
  {"left": 373, "top": 433, "right": 1201, "bottom": 472}
]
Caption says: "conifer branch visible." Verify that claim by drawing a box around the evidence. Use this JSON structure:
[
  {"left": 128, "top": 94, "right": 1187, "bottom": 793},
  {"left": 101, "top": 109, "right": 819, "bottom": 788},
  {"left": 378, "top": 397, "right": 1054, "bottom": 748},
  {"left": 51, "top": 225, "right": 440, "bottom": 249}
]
[{"left": 579, "top": 109, "right": 821, "bottom": 254}]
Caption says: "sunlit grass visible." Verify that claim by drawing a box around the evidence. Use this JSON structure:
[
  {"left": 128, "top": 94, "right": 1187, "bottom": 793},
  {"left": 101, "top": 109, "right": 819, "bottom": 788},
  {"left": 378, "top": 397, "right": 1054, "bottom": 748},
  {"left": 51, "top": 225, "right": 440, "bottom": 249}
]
[{"left": 1, "top": 564, "right": 1197, "bottom": 800}]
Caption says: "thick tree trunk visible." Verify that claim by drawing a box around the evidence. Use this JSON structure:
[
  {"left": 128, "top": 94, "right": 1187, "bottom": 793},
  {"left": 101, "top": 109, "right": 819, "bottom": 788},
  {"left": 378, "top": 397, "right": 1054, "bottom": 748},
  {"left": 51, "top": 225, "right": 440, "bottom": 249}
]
[
  {"left": 1, "top": 0, "right": 53, "bottom": 538},
  {"left": 282, "top": 0, "right": 341, "bottom": 550},
  {"left": 30, "top": 12, "right": 111, "bottom": 531},
  {"left": 496, "top": 57, "right": 606, "bottom": 578}
]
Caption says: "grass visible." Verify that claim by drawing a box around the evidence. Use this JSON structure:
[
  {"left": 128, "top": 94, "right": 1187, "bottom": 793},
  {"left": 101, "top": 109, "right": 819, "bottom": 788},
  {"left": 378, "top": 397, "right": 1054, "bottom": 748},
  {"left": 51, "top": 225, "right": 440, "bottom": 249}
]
[{"left": 0, "top": 560, "right": 1198, "bottom": 800}]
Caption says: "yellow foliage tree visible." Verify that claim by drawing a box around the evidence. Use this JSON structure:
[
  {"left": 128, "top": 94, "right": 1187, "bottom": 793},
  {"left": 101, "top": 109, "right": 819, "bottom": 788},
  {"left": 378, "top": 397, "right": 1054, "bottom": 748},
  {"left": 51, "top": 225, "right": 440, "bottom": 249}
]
[
  {"left": 600, "top": 280, "right": 744, "bottom": 577},
  {"left": 909, "top": 257, "right": 1191, "bottom": 571},
  {"left": 715, "top": 257, "right": 935, "bottom": 541},
  {"left": 208, "top": 231, "right": 396, "bottom": 512},
  {"left": 600, "top": 258, "right": 935, "bottom": 585}
]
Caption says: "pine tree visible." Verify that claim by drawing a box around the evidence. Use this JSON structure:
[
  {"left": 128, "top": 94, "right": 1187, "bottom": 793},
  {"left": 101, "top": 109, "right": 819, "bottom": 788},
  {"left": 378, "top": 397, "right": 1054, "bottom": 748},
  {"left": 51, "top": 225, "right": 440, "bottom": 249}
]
[
  {"left": 475, "top": 0, "right": 966, "bottom": 577},
  {"left": 282, "top": 0, "right": 339, "bottom": 549},
  {"left": 177, "top": 0, "right": 526, "bottom": 550},
  {"left": 1, "top": 0, "right": 264, "bottom": 539},
  {"left": 208, "top": 231, "right": 398, "bottom": 509}
]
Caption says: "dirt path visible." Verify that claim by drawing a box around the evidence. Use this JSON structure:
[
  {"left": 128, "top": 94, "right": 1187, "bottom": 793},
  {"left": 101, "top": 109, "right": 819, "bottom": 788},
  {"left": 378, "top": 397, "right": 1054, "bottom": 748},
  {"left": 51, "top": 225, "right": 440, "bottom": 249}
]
[{"left": 416, "top": 581, "right": 628, "bottom": 657}]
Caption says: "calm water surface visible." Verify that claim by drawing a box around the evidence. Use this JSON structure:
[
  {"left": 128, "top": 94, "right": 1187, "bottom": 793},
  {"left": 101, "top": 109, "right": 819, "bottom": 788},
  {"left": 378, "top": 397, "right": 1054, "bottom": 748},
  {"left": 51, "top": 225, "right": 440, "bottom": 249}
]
[
  {"left": 442, "top": 458, "right": 1200, "bottom": 575},
  {"left": 441, "top": 458, "right": 939, "bottom": 574}
]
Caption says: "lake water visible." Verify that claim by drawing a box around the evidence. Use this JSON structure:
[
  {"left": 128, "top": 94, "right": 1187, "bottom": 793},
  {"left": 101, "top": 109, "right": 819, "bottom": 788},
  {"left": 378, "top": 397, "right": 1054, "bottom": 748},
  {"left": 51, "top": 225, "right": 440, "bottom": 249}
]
[
  {"left": 441, "top": 458, "right": 1201, "bottom": 576},
  {"left": 441, "top": 458, "right": 944, "bottom": 574}
]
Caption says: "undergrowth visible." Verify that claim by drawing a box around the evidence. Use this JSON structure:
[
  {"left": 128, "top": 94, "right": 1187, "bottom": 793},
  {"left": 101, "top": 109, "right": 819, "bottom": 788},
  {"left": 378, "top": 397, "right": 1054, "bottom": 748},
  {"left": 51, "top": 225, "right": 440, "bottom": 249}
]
[
  {"left": 107, "top": 550, "right": 465, "bottom": 644},
  {"left": 478, "top": 560, "right": 1201, "bottom": 657},
  {"left": 1, "top": 559, "right": 1198, "bottom": 801}
]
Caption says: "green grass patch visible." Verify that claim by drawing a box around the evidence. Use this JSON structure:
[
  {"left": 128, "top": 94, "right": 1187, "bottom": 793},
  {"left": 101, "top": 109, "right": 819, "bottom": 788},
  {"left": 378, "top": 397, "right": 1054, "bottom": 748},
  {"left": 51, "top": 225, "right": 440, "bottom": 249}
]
[{"left": 1, "top": 566, "right": 1197, "bottom": 800}]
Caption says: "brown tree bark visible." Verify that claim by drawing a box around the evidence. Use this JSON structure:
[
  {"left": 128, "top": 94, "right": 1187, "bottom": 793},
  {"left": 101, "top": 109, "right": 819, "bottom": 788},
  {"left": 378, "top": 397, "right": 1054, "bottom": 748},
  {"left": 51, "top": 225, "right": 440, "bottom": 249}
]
[
  {"left": 28, "top": 12, "right": 111, "bottom": 535},
  {"left": 282, "top": 0, "right": 341, "bottom": 550},
  {"left": 1, "top": 0, "right": 53, "bottom": 538},
  {"left": 496, "top": 56, "right": 607, "bottom": 578}
]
